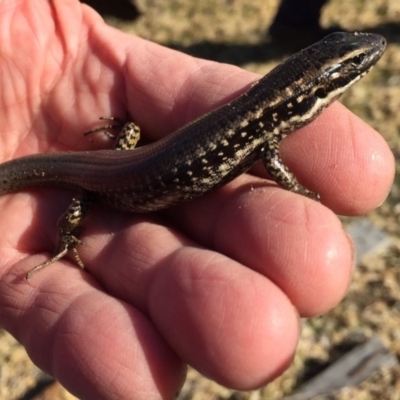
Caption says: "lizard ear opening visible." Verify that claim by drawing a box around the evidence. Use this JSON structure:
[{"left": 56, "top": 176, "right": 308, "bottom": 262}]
[{"left": 314, "top": 87, "right": 328, "bottom": 99}]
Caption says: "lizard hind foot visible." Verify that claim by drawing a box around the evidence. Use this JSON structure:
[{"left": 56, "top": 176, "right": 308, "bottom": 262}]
[{"left": 25, "top": 235, "right": 84, "bottom": 281}]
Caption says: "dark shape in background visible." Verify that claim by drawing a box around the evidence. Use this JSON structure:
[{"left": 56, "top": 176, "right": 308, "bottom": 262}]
[
  {"left": 79, "top": 1, "right": 400, "bottom": 67},
  {"left": 80, "top": 0, "right": 140, "bottom": 20}
]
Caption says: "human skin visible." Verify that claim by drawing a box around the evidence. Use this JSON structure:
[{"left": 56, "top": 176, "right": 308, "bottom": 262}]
[{"left": 0, "top": 1, "right": 394, "bottom": 399}]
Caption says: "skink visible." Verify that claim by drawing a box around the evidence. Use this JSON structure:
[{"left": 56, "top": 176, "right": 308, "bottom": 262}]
[{"left": 0, "top": 32, "right": 386, "bottom": 279}]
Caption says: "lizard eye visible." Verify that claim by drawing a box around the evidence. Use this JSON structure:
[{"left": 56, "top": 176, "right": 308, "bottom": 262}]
[
  {"left": 351, "top": 54, "right": 367, "bottom": 69},
  {"left": 351, "top": 54, "right": 365, "bottom": 67}
]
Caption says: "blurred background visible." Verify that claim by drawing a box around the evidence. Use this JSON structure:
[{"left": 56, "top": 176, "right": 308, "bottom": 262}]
[{"left": 2, "top": 0, "right": 400, "bottom": 399}]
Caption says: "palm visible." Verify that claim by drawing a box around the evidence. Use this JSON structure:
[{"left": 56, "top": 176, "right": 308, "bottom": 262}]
[
  {"left": 0, "top": 6, "right": 89, "bottom": 154},
  {"left": 0, "top": 1, "right": 394, "bottom": 400}
]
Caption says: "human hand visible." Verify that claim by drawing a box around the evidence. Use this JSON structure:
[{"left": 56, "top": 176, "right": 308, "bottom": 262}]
[{"left": 0, "top": 1, "right": 394, "bottom": 399}]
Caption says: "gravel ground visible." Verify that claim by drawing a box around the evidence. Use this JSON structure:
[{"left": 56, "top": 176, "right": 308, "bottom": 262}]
[{"left": 2, "top": 0, "right": 400, "bottom": 399}]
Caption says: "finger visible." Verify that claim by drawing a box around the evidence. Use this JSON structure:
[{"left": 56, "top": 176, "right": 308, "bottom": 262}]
[
  {"left": 117, "top": 38, "right": 394, "bottom": 215},
  {"left": 165, "top": 174, "right": 354, "bottom": 317},
  {"left": 58, "top": 20, "right": 394, "bottom": 217},
  {"left": 71, "top": 211, "right": 301, "bottom": 390},
  {"left": 0, "top": 264, "right": 185, "bottom": 400},
  {"left": 278, "top": 102, "right": 394, "bottom": 215}
]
